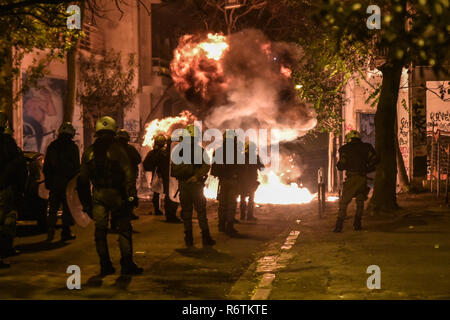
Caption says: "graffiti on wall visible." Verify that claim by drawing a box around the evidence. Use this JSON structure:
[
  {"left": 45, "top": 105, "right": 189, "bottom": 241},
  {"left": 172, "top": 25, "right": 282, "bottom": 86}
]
[
  {"left": 426, "top": 81, "right": 450, "bottom": 132},
  {"left": 22, "top": 75, "right": 67, "bottom": 153}
]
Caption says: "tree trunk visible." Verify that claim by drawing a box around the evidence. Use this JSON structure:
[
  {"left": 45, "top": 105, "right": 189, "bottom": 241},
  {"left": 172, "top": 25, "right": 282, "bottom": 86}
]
[
  {"left": 370, "top": 63, "right": 403, "bottom": 211},
  {"left": 0, "top": 46, "right": 13, "bottom": 128},
  {"left": 64, "top": 46, "right": 77, "bottom": 123}
]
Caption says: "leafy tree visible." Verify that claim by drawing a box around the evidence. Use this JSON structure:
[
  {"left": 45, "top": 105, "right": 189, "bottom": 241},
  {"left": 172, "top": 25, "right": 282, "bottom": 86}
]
[
  {"left": 0, "top": 0, "right": 83, "bottom": 129},
  {"left": 78, "top": 50, "right": 136, "bottom": 145},
  {"left": 315, "top": 0, "right": 450, "bottom": 211}
]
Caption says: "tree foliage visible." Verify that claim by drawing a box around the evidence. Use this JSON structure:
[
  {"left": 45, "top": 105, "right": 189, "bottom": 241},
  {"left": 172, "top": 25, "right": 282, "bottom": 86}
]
[{"left": 78, "top": 50, "right": 137, "bottom": 130}]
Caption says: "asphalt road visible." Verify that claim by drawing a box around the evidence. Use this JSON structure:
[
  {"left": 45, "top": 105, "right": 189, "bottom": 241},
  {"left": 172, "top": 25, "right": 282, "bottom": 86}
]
[
  {"left": 1, "top": 193, "right": 449, "bottom": 300},
  {"left": 0, "top": 200, "right": 307, "bottom": 299}
]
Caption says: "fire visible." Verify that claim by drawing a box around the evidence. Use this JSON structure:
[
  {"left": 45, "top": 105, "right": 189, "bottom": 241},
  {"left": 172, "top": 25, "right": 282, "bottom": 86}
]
[
  {"left": 142, "top": 111, "right": 194, "bottom": 148},
  {"left": 203, "top": 170, "right": 316, "bottom": 205},
  {"left": 171, "top": 33, "right": 229, "bottom": 98}
]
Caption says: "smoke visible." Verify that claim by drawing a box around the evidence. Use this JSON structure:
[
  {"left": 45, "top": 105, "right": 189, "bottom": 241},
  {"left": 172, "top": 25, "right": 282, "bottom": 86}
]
[{"left": 171, "top": 29, "right": 317, "bottom": 141}]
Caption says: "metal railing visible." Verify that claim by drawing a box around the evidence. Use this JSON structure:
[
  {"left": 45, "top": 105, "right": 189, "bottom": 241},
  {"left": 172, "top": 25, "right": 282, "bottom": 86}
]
[{"left": 429, "top": 128, "right": 450, "bottom": 203}]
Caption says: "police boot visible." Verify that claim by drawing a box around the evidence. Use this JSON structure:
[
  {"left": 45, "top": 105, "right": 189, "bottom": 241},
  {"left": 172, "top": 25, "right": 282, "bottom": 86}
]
[
  {"left": 184, "top": 231, "right": 194, "bottom": 248},
  {"left": 218, "top": 220, "right": 226, "bottom": 233},
  {"left": 61, "top": 226, "right": 76, "bottom": 241},
  {"left": 4, "top": 236, "right": 19, "bottom": 257},
  {"left": 333, "top": 217, "right": 344, "bottom": 233},
  {"left": 120, "top": 257, "right": 143, "bottom": 275},
  {"left": 201, "top": 230, "right": 216, "bottom": 247},
  {"left": 46, "top": 227, "right": 55, "bottom": 242},
  {"left": 225, "top": 221, "right": 238, "bottom": 236},
  {"left": 354, "top": 204, "right": 364, "bottom": 230},
  {"left": 0, "top": 260, "right": 10, "bottom": 269},
  {"left": 100, "top": 259, "right": 115, "bottom": 277}
]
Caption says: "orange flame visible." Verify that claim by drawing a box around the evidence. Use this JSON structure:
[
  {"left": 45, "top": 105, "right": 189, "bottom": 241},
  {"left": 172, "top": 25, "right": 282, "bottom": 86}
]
[
  {"left": 142, "top": 111, "right": 194, "bottom": 148},
  {"left": 171, "top": 33, "right": 229, "bottom": 98}
]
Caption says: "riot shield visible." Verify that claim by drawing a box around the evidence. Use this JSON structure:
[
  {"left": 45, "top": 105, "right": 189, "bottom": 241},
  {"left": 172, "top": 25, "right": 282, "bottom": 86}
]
[{"left": 66, "top": 174, "right": 92, "bottom": 228}]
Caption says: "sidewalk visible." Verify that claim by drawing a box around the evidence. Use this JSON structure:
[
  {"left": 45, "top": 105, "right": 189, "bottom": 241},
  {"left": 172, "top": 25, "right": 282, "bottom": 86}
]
[{"left": 268, "top": 193, "right": 450, "bottom": 299}]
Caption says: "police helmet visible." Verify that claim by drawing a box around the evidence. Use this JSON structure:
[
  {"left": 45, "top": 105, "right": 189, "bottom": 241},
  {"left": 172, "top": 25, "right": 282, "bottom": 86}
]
[
  {"left": 95, "top": 116, "right": 117, "bottom": 133},
  {"left": 345, "top": 130, "right": 361, "bottom": 142},
  {"left": 184, "top": 124, "right": 200, "bottom": 138},
  {"left": 58, "top": 122, "right": 76, "bottom": 138},
  {"left": 117, "top": 129, "right": 130, "bottom": 141}
]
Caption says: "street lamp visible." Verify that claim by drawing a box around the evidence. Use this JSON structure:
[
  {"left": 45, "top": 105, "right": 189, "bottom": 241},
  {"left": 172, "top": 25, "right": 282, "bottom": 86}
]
[{"left": 225, "top": 0, "right": 243, "bottom": 10}]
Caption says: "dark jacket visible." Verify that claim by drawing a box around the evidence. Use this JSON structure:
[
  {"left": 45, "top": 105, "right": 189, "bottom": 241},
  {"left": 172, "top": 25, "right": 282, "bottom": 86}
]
[
  {"left": 240, "top": 152, "right": 264, "bottom": 191},
  {"left": 337, "top": 139, "right": 378, "bottom": 175},
  {"left": 171, "top": 142, "right": 210, "bottom": 184},
  {"left": 0, "top": 133, "right": 27, "bottom": 192},
  {"left": 143, "top": 145, "right": 170, "bottom": 193},
  {"left": 118, "top": 140, "right": 142, "bottom": 179},
  {"left": 211, "top": 138, "right": 243, "bottom": 180},
  {"left": 78, "top": 134, "right": 136, "bottom": 212},
  {"left": 43, "top": 134, "right": 80, "bottom": 191}
]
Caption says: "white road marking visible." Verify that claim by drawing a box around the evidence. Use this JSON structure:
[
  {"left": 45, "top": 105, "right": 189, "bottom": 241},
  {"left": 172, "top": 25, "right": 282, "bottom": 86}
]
[{"left": 251, "top": 229, "right": 300, "bottom": 300}]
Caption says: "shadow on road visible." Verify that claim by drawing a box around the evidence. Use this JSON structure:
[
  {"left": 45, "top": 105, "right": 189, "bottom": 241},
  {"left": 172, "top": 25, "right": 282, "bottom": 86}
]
[
  {"left": 114, "top": 275, "right": 132, "bottom": 290},
  {"left": 15, "top": 240, "right": 69, "bottom": 254},
  {"left": 85, "top": 275, "right": 103, "bottom": 288},
  {"left": 175, "top": 247, "right": 232, "bottom": 261}
]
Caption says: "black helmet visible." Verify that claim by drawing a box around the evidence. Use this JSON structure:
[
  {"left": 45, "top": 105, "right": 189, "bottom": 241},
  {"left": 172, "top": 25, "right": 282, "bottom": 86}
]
[
  {"left": 58, "top": 122, "right": 76, "bottom": 138},
  {"left": 117, "top": 129, "right": 131, "bottom": 141}
]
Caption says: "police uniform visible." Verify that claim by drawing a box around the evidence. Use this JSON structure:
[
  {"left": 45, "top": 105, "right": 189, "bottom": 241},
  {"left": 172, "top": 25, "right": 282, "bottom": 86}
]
[
  {"left": 78, "top": 116, "right": 142, "bottom": 276},
  {"left": 239, "top": 146, "right": 264, "bottom": 221},
  {"left": 211, "top": 131, "right": 243, "bottom": 235},
  {"left": 143, "top": 136, "right": 180, "bottom": 223},
  {"left": 43, "top": 122, "right": 80, "bottom": 241},
  {"left": 334, "top": 131, "right": 378, "bottom": 232},
  {"left": 0, "top": 113, "right": 27, "bottom": 268},
  {"left": 171, "top": 125, "right": 215, "bottom": 247},
  {"left": 117, "top": 129, "right": 142, "bottom": 222}
]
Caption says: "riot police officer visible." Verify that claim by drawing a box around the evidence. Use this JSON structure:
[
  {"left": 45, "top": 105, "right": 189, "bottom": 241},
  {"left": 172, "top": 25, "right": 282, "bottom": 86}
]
[
  {"left": 0, "top": 112, "right": 26, "bottom": 268},
  {"left": 211, "top": 130, "right": 242, "bottom": 235},
  {"left": 43, "top": 122, "right": 80, "bottom": 242},
  {"left": 78, "top": 116, "right": 143, "bottom": 276},
  {"left": 143, "top": 134, "right": 181, "bottom": 223},
  {"left": 171, "top": 124, "right": 215, "bottom": 248},
  {"left": 334, "top": 130, "right": 378, "bottom": 232},
  {"left": 117, "top": 129, "right": 141, "bottom": 221},
  {"left": 239, "top": 141, "right": 264, "bottom": 221}
]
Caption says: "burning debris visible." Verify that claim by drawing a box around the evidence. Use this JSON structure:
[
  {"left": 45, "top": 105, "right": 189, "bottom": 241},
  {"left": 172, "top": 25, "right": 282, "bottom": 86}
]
[{"left": 142, "top": 111, "right": 196, "bottom": 148}]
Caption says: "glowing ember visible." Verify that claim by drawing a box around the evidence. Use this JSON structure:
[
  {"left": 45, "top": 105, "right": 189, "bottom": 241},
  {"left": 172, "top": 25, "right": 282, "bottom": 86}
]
[
  {"left": 327, "top": 196, "right": 339, "bottom": 202},
  {"left": 142, "top": 111, "right": 194, "bottom": 148},
  {"left": 280, "top": 66, "right": 292, "bottom": 78}
]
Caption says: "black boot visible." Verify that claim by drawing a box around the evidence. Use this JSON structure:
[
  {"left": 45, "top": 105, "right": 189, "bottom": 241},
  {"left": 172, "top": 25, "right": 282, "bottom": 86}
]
[
  {"left": 225, "top": 221, "right": 238, "bottom": 236},
  {"left": 100, "top": 259, "right": 115, "bottom": 277},
  {"left": 353, "top": 215, "right": 363, "bottom": 230},
  {"left": 184, "top": 231, "right": 194, "bottom": 247},
  {"left": 46, "top": 227, "right": 55, "bottom": 242},
  {"left": 202, "top": 230, "right": 216, "bottom": 247},
  {"left": 333, "top": 217, "right": 344, "bottom": 233},
  {"left": 120, "top": 258, "right": 143, "bottom": 275},
  {"left": 4, "top": 237, "right": 19, "bottom": 257},
  {"left": 0, "top": 260, "right": 10, "bottom": 269},
  {"left": 218, "top": 220, "right": 226, "bottom": 233},
  {"left": 61, "top": 227, "right": 76, "bottom": 241}
]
